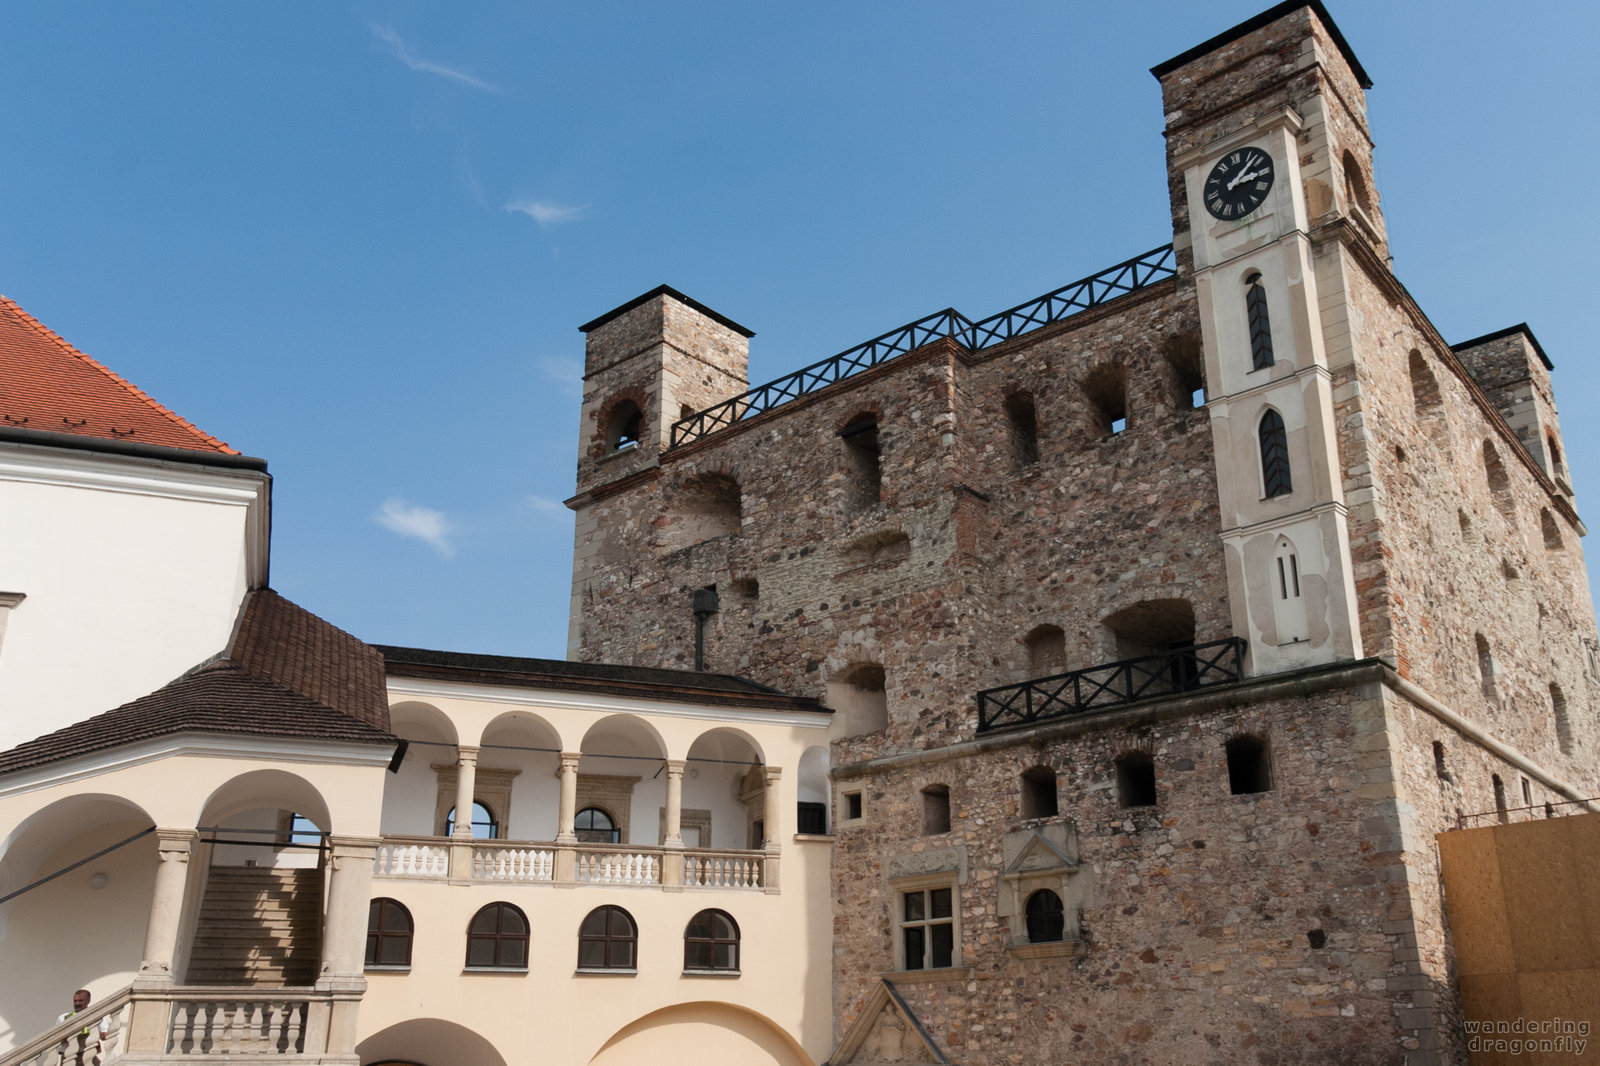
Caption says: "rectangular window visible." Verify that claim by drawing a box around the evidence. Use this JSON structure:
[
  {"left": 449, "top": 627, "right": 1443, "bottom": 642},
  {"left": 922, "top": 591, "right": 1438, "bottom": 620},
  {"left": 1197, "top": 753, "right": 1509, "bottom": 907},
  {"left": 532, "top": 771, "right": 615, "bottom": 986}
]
[
  {"left": 901, "top": 887, "right": 955, "bottom": 970},
  {"left": 843, "top": 791, "right": 863, "bottom": 821}
]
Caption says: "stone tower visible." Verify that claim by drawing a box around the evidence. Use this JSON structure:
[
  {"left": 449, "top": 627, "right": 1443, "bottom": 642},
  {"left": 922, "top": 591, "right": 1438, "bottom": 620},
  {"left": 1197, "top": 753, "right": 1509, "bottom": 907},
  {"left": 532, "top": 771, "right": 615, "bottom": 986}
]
[{"left": 565, "top": 4, "right": 1600, "bottom": 1063}]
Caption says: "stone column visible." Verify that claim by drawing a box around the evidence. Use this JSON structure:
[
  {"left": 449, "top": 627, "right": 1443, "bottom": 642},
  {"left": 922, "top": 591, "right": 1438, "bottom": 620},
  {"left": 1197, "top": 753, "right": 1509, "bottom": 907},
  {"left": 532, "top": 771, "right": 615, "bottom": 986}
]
[
  {"left": 319, "top": 836, "right": 380, "bottom": 1061},
  {"left": 555, "top": 752, "right": 581, "bottom": 884},
  {"left": 451, "top": 745, "right": 480, "bottom": 838},
  {"left": 127, "top": 828, "right": 195, "bottom": 1055},
  {"left": 448, "top": 745, "right": 480, "bottom": 881},
  {"left": 663, "top": 759, "right": 686, "bottom": 847},
  {"left": 661, "top": 759, "right": 687, "bottom": 889},
  {"left": 137, "top": 828, "right": 195, "bottom": 982},
  {"left": 762, "top": 766, "right": 783, "bottom": 893},
  {"left": 556, "top": 752, "right": 581, "bottom": 843}
]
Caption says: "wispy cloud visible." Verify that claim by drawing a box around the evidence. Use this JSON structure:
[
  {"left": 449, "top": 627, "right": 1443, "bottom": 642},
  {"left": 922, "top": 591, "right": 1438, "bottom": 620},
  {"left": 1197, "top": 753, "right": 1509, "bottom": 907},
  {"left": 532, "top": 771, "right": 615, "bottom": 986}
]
[
  {"left": 375, "top": 497, "right": 456, "bottom": 557},
  {"left": 506, "top": 200, "right": 586, "bottom": 227},
  {"left": 371, "top": 24, "right": 498, "bottom": 93},
  {"left": 525, "top": 495, "right": 569, "bottom": 519},
  {"left": 536, "top": 356, "right": 583, "bottom": 399}
]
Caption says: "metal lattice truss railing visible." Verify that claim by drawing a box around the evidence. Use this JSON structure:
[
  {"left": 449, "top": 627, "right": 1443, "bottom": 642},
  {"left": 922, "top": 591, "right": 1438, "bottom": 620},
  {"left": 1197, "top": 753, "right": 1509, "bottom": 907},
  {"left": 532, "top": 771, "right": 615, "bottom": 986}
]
[
  {"left": 975, "top": 637, "right": 1247, "bottom": 735},
  {"left": 670, "top": 243, "right": 1177, "bottom": 447}
]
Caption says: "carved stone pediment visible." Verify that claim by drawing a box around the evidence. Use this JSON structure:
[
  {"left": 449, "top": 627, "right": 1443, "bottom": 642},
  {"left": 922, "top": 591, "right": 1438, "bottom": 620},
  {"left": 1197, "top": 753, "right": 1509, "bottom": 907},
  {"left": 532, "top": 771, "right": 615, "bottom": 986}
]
[
  {"left": 828, "top": 980, "right": 952, "bottom": 1065},
  {"left": 1001, "top": 824, "right": 1078, "bottom": 874}
]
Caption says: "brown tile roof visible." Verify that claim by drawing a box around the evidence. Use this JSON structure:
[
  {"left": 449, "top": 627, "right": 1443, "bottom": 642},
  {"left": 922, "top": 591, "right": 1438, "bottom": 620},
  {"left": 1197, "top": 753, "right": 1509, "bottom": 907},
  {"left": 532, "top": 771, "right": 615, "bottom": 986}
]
[
  {"left": 0, "top": 590, "right": 395, "bottom": 777},
  {"left": 232, "top": 590, "right": 391, "bottom": 731},
  {"left": 0, "top": 295, "right": 237, "bottom": 454},
  {"left": 0, "top": 661, "right": 395, "bottom": 776},
  {"left": 377, "top": 645, "right": 826, "bottom": 714}
]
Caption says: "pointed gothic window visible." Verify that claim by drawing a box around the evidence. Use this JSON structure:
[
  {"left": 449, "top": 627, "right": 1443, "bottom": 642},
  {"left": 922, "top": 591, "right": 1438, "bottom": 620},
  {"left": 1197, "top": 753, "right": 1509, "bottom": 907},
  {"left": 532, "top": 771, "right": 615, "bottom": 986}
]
[
  {"left": 1259, "top": 410, "right": 1292, "bottom": 498},
  {"left": 1246, "top": 274, "right": 1274, "bottom": 371}
]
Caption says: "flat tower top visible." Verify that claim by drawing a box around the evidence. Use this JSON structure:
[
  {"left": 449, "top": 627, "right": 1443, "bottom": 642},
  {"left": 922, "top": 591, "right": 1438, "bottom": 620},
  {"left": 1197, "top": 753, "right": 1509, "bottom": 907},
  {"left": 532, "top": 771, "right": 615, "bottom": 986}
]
[{"left": 1150, "top": 0, "right": 1372, "bottom": 90}]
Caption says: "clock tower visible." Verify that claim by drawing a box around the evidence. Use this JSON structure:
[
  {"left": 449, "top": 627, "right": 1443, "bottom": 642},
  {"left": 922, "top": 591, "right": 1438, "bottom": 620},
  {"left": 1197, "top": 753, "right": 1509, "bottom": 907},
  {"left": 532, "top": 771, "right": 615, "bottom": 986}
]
[{"left": 1153, "top": 0, "right": 1384, "bottom": 674}]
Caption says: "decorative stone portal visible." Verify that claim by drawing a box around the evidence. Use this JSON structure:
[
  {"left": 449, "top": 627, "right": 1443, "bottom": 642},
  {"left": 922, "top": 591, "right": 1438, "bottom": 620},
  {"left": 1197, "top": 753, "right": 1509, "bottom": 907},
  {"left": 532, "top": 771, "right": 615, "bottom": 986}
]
[{"left": 827, "top": 981, "right": 950, "bottom": 1065}]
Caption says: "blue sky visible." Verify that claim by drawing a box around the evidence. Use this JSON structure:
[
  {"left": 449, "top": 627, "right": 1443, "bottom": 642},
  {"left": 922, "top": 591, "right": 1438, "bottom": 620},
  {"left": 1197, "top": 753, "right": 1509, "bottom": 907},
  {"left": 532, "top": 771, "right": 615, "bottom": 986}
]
[{"left": 3, "top": 2, "right": 1596, "bottom": 660}]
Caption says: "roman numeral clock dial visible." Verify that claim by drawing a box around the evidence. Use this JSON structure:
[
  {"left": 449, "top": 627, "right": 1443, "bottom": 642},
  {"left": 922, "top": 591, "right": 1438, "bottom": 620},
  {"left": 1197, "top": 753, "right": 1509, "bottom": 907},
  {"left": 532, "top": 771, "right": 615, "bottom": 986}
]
[{"left": 1203, "top": 148, "right": 1275, "bottom": 220}]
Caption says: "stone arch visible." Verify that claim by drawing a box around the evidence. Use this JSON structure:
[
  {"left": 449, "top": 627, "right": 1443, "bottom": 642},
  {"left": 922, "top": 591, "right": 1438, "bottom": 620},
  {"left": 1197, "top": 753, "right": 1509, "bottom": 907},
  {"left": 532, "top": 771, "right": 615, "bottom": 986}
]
[
  {"left": 477, "top": 711, "right": 563, "bottom": 843},
  {"left": 0, "top": 794, "right": 159, "bottom": 1047},
  {"left": 838, "top": 410, "right": 882, "bottom": 511},
  {"left": 598, "top": 391, "right": 647, "bottom": 454},
  {"left": 1101, "top": 599, "right": 1195, "bottom": 661},
  {"left": 1079, "top": 362, "right": 1127, "bottom": 437},
  {"left": 796, "top": 745, "right": 831, "bottom": 835},
  {"left": 1258, "top": 406, "right": 1292, "bottom": 498},
  {"left": 825, "top": 661, "right": 889, "bottom": 738},
  {"left": 588, "top": 1002, "right": 814, "bottom": 1066},
  {"left": 577, "top": 715, "right": 668, "bottom": 847},
  {"left": 685, "top": 727, "right": 766, "bottom": 850},
  {"left": 383, "top": 701, "right": 461, "bottom": 837},
  {"left": 357, "top": 1019, "right": 508, "bottom": 1066},
  {"left": 1023, "top": 624, "right": 1067, "bottom": 677},
  {"left": 1483, "top": 440, "right": 1515, "bottom": 518},
  {"left": 663, "top": 471, "right": 743, "bottom": 549},
  {"left": 1342, "top": 149, "right": 1374, "bottom": 214},
  {"left": 196, "top": 769, "right": 332, "bottom": 837},
  {"left": 1160, "top": 330, "right": 1205, "bottom": 409}
]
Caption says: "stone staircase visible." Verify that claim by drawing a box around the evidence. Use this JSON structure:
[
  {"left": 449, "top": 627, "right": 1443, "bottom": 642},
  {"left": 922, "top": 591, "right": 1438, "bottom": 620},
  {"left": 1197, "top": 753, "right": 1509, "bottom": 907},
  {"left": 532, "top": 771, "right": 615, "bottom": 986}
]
[{"left": 186, "top": 867, "right": 322, "bottom": 986}]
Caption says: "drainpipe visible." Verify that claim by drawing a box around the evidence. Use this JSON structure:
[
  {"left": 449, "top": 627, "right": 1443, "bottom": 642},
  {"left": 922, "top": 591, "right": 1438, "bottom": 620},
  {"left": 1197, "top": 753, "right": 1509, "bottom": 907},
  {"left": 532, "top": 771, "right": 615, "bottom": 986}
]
[{"left": 692, "top": 586, "right": 719, "bottom": 671}]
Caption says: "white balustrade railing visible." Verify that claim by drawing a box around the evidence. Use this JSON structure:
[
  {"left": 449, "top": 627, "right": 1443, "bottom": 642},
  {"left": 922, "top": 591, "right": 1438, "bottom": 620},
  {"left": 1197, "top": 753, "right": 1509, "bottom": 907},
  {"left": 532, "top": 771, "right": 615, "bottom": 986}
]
[
  {"left": 373, "top": 838, "right": 450, "bottom": 879},
  {"left": 683, "top": 850, "right": 765, "bottom": 889},
  {"left": 574, "top": 847, "right": 660, "bottom": 885},
  {"left": 372, "top": 835, "right": 769, "bottom": 890},
  {"left": 472, "top": 844, "right": 554, "bottom": 882},
  {"left": 167, "top": 997, "right": 308, "bottom": 1056}
]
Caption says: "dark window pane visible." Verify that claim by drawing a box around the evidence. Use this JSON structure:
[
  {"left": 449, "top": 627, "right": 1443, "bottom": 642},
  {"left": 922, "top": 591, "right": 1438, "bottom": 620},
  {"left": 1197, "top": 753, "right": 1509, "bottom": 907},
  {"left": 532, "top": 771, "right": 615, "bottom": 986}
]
[
  {"left": 686, "top": 942, "right": 712, "bottom": 970},
  {"left": 501, "top": 938, "right": 526, "bottom": 968},
  {"left": 613, "top": 940, "right": 635, "bottom": 969},
  {"left": 470, "top": 909, "right": 499, "bottom": 934},
  {"left": 579, "top": 939, "right": 605, "bottom": 969},
  {"left": 931, "top": 888, "right": 952, "bottom": 919},
  {"left": 905, "top": 927, "right": 925, "bottom": 970},
  {"left": 365, "top": 933, "right": 379, "bottom": 966},
  {"left": 931, "top": 923, "right": 954, "bottom": 968},
  {"left": 904, "top": 892, "right": 925, "bottom": 922},
  {"left": 1026, "top": 890, "right": 1065, "bottom": 943},
  {"left": 714, "top": 942, "right": 736, "bottom": 970},
  {"left": 580, "top": 911, "right": 606, "bottom": 937},
  {"left": 501, "top": 909, "right": 528, "bottom": 936},
  {"left": 467, "top": 938, "right": 496, "bottom": 967},
  {"left": 609, "top": 908, "right": 633, "bottom": 937},
  {"left": 379, "top": 937, "right": 410, "bottom": 965},
  {"left": 381, "top": 907, "right": 410, "bottom": 933}
]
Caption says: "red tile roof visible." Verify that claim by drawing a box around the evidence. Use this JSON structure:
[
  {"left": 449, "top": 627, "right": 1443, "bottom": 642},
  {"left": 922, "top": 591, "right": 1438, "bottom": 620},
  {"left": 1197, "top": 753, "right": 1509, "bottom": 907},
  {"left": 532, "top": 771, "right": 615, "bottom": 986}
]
[{"left": 0, "top": 295, "right": 237, "bottom": 454}]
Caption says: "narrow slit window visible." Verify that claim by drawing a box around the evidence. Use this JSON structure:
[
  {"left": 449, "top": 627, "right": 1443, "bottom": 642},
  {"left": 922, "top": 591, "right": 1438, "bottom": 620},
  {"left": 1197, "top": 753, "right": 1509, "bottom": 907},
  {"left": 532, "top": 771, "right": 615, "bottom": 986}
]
[
  {"left": 1259, "top": 410, "right": 1293, "bottom": 498},
  {"left": 1246, "top": 273, "right": 1274, "bottom": 371}
]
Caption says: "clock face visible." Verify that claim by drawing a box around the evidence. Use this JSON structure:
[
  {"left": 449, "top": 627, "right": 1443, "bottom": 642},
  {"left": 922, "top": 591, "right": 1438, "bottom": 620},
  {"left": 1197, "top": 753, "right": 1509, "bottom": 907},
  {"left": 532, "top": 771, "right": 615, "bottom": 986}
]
[{"left": 1203, "top": 147, "right": 1275, "bottom": 221}]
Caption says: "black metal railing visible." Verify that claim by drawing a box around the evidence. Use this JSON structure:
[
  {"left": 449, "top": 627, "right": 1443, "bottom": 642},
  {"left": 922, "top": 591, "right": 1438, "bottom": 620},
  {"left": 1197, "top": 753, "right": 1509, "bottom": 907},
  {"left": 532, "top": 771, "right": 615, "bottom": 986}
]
[
  {"left": 670, "top": 244, "right": 1178, "bottom": 447},
  {"left": 976, "top": 637, "right": 1247, "bottom": 734}
]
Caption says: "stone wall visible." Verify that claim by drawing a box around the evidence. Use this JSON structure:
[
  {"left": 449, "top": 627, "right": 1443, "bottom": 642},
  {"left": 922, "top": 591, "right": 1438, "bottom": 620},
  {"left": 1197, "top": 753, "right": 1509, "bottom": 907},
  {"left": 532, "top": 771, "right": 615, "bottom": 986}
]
[{"left": 570, "top": 281, "right": 1231, "bottom": 756}]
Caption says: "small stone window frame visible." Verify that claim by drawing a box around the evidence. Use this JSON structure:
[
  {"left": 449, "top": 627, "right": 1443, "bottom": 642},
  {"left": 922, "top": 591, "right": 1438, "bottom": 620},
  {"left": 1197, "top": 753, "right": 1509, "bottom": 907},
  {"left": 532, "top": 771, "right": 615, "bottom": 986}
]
[
  {"left": 892, "top": 872, "right": 961, "bottom": 973},
  {"left": 997, "top": 826, "right": 1082, "bottom": 960},
  {"left": 840, "top": 789, "right": 864, "bottom": 824},
  {"left": 433, "top": 765, "right": 520, "bottom": 839}
]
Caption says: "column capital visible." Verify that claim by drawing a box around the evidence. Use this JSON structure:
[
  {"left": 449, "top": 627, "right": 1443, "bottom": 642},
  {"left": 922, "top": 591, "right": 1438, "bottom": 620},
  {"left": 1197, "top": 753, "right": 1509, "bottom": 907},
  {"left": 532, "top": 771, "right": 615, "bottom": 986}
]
[
  {"left": 154, "top": 827, "right": 196, "bottom": 856},
  {"left": 456, "top": 744, "right": 480, "bottom": 763},
  {"left": 762, "top": 764, "right": 783, "bottom": 784},
  {"left": 327, "top": 836, "right": 383, "bottom": 860},
  {"left": 559, "top": 751, "right": 582, "bottom": 772},
  {"left": 664, "top": 759, "right": 687, "bottom": 776}
]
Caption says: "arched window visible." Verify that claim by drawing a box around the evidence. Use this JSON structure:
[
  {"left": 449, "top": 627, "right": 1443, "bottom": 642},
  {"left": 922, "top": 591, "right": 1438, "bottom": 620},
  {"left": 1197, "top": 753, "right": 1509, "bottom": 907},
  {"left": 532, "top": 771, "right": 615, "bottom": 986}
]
[
  {"left": 445, "top": 801, "right": 498, "bottom": 840},
  {"left": 1408, "top": 350, "right": 1442, "bottom": 413},
  {"left": 921, "top": 785, "right": 951, "bottom": 836},
  {"left": 1552, "top": 683, "right": 1573, "bottom": 755},
  {"left": 1004, "top": 392, "right": 1040, "bottom": 466},
  {"left": 365, "top": 898, "right": 414, "bottom": 969},
  {"left": 1020, "top": 766, "right": 1058, "bottom": 819},
  {"left": 1024, "top": 889, "right": 1065, "bottom": 943},
  {"left": 578, "top": 905, "right": 637, "bottom": 971},
  {"left": 606, "top": 401, "right": 643, "bottom": 452},
  {"left": 1225, "top": 735, "right": 1273, "bottom": 795},
  {"left": 575, "top": 806, "right": 621, "bottom": 845},
  {"left": 1259, "top": 410, "right": 1292, "bottom": 498},
  {"left": 466, "top": 902, "right": 528, "bottom": 969},
  {"left": 1115, "top": 751, "right": 1156, "bottom": 808},
  {"left": 1246, "top": 273, "right": 1274, "bottom": 371},
  {"left": 684, "top": 909, "right": 740, "bottom": 972}
]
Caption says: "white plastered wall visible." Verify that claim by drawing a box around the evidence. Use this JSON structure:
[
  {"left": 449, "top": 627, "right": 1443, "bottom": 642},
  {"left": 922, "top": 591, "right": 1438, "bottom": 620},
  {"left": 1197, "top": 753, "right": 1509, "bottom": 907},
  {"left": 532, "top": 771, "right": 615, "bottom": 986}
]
[{"left": 0, "top": 446, "right": 267, "bottom": 751}]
